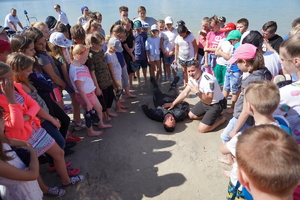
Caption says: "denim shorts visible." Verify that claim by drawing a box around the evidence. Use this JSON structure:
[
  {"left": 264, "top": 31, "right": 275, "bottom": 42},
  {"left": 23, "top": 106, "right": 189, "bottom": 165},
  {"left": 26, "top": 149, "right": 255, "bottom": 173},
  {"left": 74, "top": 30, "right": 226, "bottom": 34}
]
[
  {"left": 223, "top": 71, "right": 242, "bottom": 94},
  {"left": 163, "top": 54, "right": 175, "bottom": 64},
  {"left": 220, "top": 117, "right": 251, "bottom": 143}
]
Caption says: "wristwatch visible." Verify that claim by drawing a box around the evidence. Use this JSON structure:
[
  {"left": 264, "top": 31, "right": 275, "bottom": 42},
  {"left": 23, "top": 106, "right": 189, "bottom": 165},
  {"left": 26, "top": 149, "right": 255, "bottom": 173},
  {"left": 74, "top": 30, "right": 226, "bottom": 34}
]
[{"left": 195, "top": 91, "right": 200, "bottom": 96}]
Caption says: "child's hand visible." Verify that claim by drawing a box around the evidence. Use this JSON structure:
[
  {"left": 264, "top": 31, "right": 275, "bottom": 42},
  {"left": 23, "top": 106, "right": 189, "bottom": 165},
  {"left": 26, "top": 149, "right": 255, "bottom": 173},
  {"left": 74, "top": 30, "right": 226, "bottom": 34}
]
[
  {"left": 95, "top": 88, "right": 101, "bottom": 96},
  {"left": 0, "top": 79, "right": 16, "bottom": 104},
  {"left": 23, "top": 114, "right": 30, "bottom": 122},
  {"left": 132, "top": 56, "right": 136, "bottom": 62},
  {"left": 203, "top": 63, "right": 209, "bottom": 68},
  {"left": 51, "top": 118, "right": 61, "bottom": 129},
  {"left": 86, "top": 102, "right": 93, "bottom": 112}
]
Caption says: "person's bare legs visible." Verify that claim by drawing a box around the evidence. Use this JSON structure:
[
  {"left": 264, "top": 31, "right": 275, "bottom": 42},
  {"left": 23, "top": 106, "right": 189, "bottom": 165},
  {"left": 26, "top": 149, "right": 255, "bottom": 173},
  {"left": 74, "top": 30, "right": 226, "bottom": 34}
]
[
  {"left": 92, "top": 97, "right": 112, "bottom": 129},
  {"left": 136, "top": 69, "right": 141, "bottom": 85},
  {"left": 86, "top": 126, "right": 103, "bottom": 136},
  {"left": 107, "top": 108, "right": 117, "bottom": 117},
  {"left": 142, "top": 67, "right": 148, "bottom": 83},
  {"left": 181, "top": 65, "right": 188, "bottom": 88},
  {"left": 115, "top": 100, "right": 127, "bottom": 113},
  {"left": 129, "top": 73, "right": 134, "bottom": 88},
  {"left": 171, "top": 67, "right": 177, "bottom": 79},
  {"left": 165, "top": 63, "right": 171, "bottom": 82},
  {"left": 70, "top": 93, "right": 81, "bottom": 124},
  {"left": 188, "top": 112, "right": 227, "bottom": 133},
  {"left": 124, "top": 87, "right": 137, "bottom": 98},
  {"left": 149, "top": 61, "right": 155, "bottom": 78},
  {"left": 37, "top": 175, "right": 50, "bottom": 193},
  {"left": 226, "top": 90, "right": 241, "bottom": 114},
  {"left": 155, "top": 60, "right": 162, "bottom": 82}
]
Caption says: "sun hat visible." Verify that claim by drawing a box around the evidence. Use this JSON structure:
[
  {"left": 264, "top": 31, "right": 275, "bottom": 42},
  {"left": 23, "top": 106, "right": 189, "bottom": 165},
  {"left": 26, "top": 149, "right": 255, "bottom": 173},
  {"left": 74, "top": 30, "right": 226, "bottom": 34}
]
[
  {"left": 0, "top": 39, "right": 11, "bottom": 52},
  {"left": 165, "top": 16, "right": 173, "bottom": 24},
  {"left": 81, "top": 6, "right": 88, "bottom": 14},
  {"left": 220, "top": 22, "right": 236, "bottom": 32},
  {"left": 49, "top": 32, "right": 72, "bottom": 47},
  {"left": 242, "top": 30, "right": 264, "bottom": 47},
  {"left": 227, "top": 43, "right": 257, "bottom": 64},
  {"left": 133, "top": 20, "right": 142, "bottom": 29},
  {"left": 109, "top": 37, "right": 123, "bottom": 52},
  {"left": 225, "top": 30, "right": 242, "bottom": 41},
  {"left": 150, "top": 24, "right": 158, "bottom": 31},
  {"left": 142, "top": 23, "right": 150, "bottom": 29}
]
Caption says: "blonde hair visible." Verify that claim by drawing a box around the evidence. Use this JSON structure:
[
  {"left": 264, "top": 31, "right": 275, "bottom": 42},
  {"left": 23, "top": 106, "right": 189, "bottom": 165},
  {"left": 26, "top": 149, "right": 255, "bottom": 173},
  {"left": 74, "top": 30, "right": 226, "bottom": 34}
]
[
  {"left": 85, "top": 20, "right": 102, "bottom": 34},
  {"left": 289, "top": 25, "right": 300, "bottom": 36},
  {"left": 70, "top": 44, "right": 88, "bottom": 61},
  {"left": 237, "top": 125, "right": 300, "bottom": 197},
  {"left": 33, "top": 21, "right": 48, "bottom": 31},
  {"left": 280, "top": 34, "right": 300, "bottom": 59},
  {"left": 85, "top": 31, "right": 105, "bottom": 46},
  {"left": 244, "top": 80, "right": 280, "bottom": 115},
  {"left": 109, "top": 24, "right": 125, "bottom": 37}
]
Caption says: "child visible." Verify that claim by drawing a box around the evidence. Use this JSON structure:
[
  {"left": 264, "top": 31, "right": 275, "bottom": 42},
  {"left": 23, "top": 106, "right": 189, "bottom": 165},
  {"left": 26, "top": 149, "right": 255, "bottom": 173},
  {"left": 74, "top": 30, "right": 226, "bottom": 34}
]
[
  {"left": 146, "top": 24, "right": 161, "bottom": 81},
  {"left": 95, "top": 12, "right": 105, "bottom": 36},
  {"left": 85, "top": 32, "right": 118, "bottom": 119},
  {"left": 160, "top": 16, "right": 178, "bottom": 81},
  {"left": 69, "top": 44, "right": 112, "bottom": 136},
  {"left": 10, "top": 35, "right": 35, "bottom": 57},
  {"left": 197, "top": 17, "right": 209, "bottom": 64},
  {"left": 133, "top": 20, "right": 148, "bottom": 84},
  {"left": 220, "top": 80, "right": 287, "bottom": 199},
  {"left": 85, "top": 20, "right": 102, "bottom": 34},
  {"left": 0, "top": 62, "right": 83, "bottom": 194},
  {"left": 0, "top": 107, "right": 43, "bottom": 199},
  {"left": 173, "top": 24, "right": 198, "bottom": 88},
  {"left": 215, "top": 23, "right": 236, "bottom": 86},
  {"left": 70, "top": 24, "right": 86, "bottom": 45},
  {"left": 156, "top": 19, "right": 165, "bottom": 79},
  {"left": 236, "top": 125, "right": 300, "bottom": 200},
  {"left": 105, "top": 38, "right": 127, "bottom": 113},
  {"left": 32, "top": 21, "right": 50, "bottom": 40},
  {"left": 203, "top": 15, "right": 225, "bottom": 75},
  {"left": 220, "top": 43, "right": 272, "bottom": 144},
  {"left": 236, "top": 18, "right": 249, "bottom": 34},
  {"left": 0, "top": 39, "right": 11, "bottom": 62}
]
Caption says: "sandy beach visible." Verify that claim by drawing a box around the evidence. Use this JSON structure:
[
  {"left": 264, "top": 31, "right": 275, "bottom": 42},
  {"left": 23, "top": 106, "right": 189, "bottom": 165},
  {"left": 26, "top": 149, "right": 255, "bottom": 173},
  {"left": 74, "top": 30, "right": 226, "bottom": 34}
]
[{"left": 41, "top": 76, "right": 232, "bottom": 200}]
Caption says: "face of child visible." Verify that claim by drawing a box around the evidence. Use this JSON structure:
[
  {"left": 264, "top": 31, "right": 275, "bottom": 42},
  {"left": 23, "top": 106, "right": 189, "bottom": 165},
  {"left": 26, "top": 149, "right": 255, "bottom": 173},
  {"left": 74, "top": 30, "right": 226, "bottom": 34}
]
[
  {"left": 151, "top": 30, "right": 158, "bottom": 37},
  {"left": 78, "top": 50, "right": 89, "bottom": 64},
  {"left": 138, "top": 11, "right": 146, "bottom": 20},
  {"left": 114, "top": 32, "right": 125, "bottom": 41},
  {"left": 21, "top": 65, "right": 33, "bottom": 79},
  {"left": 41, "top": 26, "right": 50, "bottom": 40},
  {"left": 179, "top": 32, "right": 188, "bottom": 39},
  {"left": 166, "top": 23, "right": 172, "bottom": 30},
  {"left": 23, "top": 42, "right": 36, "bottom": 57},
  {"left": 236, "top": 60, "right": 248, "bottom": 72},
  {"left": 92, "top": 41, "right": 104, "bottom": 51},
  {"left": 279, "top": 47, "right": 299, "bottom": 74},
  {"left": 0, "top": 50, "right": 12, "bottom": 62},
  {"left": 202, "top": 21, "right": 209, "bottom": 31},
  {"left": 35, "top": 37, "right": 46, "bottom": 52},
  {"left": 83, "top": 8, "right": 89, "bottom": 15},
  {"left": 158, "top": 23, "right": 165, "bottom": 32},
  {"left": 209, "top": 21, "right": 219, "bottom": 32},
  {"left": 135, "top": 28, "right": 142, "bottom": 34},
  {"left": 123, "top": 23, "right": 131, "bottom": 31},
  {"left": 96, "top": 15, "right": 102, "bottom": 23},
  {"left": 236, "top": 23, "right": 247, "bottom": 34}
]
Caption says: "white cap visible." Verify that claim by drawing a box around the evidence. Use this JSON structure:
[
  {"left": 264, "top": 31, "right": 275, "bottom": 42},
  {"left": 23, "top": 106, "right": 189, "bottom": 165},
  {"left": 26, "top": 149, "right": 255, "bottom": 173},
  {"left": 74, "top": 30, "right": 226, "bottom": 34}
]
[
  {"left": 165, "top": 16, "right": 173, "bottom": 24},
  {"left": 151, "top": 24, "right": 158, "bottom": 31},
  {"left": 142, "top": 23, "right": 150, "bottom": 29},
  {"left": 49, "top": 32, "right": 72, "bottom": 47}
]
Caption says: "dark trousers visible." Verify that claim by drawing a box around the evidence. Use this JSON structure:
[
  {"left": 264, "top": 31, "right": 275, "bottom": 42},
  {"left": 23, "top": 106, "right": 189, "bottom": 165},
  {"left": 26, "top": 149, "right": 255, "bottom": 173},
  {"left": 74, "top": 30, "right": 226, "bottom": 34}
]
[{"left": 153, "top": 85, "right": 177, "bottom": 108}]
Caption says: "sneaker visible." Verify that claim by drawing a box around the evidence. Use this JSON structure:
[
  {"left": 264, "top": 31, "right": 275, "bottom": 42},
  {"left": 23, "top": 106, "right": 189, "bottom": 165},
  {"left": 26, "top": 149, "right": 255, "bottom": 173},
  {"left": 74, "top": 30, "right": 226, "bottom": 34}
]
[
  {"left": 48, "top": 162, "right": 71, "bottom": 172},
  {"left": 43, "top": 186, "right": 66, "bottom": 198},
  {"left": 62, "top": 175, "right": 85, "bottom": 187},
  {"left": 65, "top": 141, "right": 77, "bottom": 149},
  {"left": 66, "top": 134, "right": 82, "bottom": 143}
]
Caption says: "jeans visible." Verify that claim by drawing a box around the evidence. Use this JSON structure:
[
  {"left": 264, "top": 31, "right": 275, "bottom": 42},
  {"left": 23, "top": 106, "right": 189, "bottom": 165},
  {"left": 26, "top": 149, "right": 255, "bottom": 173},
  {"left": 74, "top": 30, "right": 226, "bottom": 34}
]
[
  {"left": 223, "top": 71, "right": 242, "bottom": 94},
  {"left": 220, "top": 117, "right": 251, "bottom": 143}
]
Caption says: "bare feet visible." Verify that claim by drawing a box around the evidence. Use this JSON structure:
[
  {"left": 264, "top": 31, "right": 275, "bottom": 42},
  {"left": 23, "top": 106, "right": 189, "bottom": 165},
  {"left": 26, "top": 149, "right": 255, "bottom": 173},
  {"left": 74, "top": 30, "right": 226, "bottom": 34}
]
[
  {"left": 219, "top": 116, "right": 227, "bottom": 124},
  {"left": 116, "top": 109, "right": 127, "bottom": 113},
  {"left": 88, "top": 130, "right": 103, "bottom": 137},
  {"left": 104, "top": 116, "right": 111, "bottom": 121},
  {"left": 222, "top": 170, "right": 231, "bottom": 178},
  {"left": 125, "top": 93, "right": 137, "bottom": 98},
  {"left": 225, "top": 108, "right": 234, "bottom": 114},
  {"left": 98, "top": 123, "right": 112, "bottom": 129},
  {"left": 108, "top": 112, "right": 118, "bottom": 117},
  {"left": 120, "top": 99, "right": 126, "bottom": 103},
  {"left": 218, "top": 157, "right": 233, "bottom": 166},
  {"left": 120, "top": 105, "right": 128, "bottom": 109}
]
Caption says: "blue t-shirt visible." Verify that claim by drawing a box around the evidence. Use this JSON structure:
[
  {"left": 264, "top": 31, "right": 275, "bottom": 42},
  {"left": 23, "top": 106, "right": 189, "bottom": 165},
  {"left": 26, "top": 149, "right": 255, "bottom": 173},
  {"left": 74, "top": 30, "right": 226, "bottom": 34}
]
[
  {"left": 134, "top": 32, "right": 147, "bottom": 60},
  {"left": 115, "top": 52, "right": 125, "bottom": 68},
  {"left": 228, "top": 42, "right": 241, "bottom": 73}
]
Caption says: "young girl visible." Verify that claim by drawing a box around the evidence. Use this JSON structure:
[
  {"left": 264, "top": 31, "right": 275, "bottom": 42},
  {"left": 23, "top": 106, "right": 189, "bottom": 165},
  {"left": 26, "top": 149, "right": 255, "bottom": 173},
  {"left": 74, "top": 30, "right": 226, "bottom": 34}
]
[
  {"left": 146, "top": 24, "right": 161, "bottom": 81},
  {"left": 0, "top": 107, "right": 43, "bottom": 200},
  {"left": 203, "top": 15, "right": 225, "bottom": 75},
  {"left": 0, "top": 62, "right": 84, "bottom": 194},
  {"left": 85, "top": 32, "right": 118, "bottom": 120},
  {"left": 157, "top": 19, "right": 165, "bottom": 79},
  {"left": 85, "top": 20, "right": 102, "bottom": 34},
  {"left": 160, "top": 16, "right": 178, "bottom": 81},
  {"left": 173, "top": 24, "right": 198, "bottom": 88},
  {"left": 197, "top": 17, "right": 209, "bottom": 63},
  {"left": 69, "top": 44, "right": 112, "bottom": 136}
]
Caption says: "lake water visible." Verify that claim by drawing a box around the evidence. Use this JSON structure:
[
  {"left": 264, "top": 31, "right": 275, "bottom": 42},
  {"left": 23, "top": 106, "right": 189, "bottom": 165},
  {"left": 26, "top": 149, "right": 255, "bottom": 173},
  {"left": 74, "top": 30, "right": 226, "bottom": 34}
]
[{"left": 0, "top": 0, "right": 299, "bottom": 37}]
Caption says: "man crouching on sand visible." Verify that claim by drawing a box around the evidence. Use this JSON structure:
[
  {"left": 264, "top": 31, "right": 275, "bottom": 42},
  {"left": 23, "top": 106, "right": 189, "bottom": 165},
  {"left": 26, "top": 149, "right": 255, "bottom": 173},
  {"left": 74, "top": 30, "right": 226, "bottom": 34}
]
[
  {"left": 142, "top": 76, "right": 189, "bottom": 132},
  {"left": 162, "top": 60, "right": 227, "bottom": 133}
]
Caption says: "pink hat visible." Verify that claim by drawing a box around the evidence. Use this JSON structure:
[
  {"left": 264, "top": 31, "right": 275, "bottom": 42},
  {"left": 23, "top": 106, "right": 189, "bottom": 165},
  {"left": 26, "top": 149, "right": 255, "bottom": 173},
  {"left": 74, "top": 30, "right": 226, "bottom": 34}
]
[
  {"left": 220, "top": 22, "right": 236, "bottom": 32},
  {"left": 227, "top": 43, "right": 257, "bottom": 65}
]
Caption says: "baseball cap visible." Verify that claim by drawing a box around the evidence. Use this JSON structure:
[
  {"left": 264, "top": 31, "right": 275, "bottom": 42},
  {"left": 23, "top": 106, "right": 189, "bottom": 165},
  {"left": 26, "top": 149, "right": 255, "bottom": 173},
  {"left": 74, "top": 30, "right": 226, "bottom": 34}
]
[
  {"left": 225, "top": 30, "right": 242, "bottom": 41},
  {"left": 49, "top": 32, "right": 72, "bottom": 47},
  {"left": 218, "top": 16, "right": 226, "bottom": 23},
  {"left": 151, "top": 24, "right": 158, "bottom": 31},
  {"left": 177, "top": 20, "right": 185, "bottom": 26},
  {"left": 109, "top": 37, "right": 123, "bottom": 52},
  {"left": 242, "top": 30, "right": 264, "bottom": 47},
  {"left": 0, "top": 26, "right": 9, "bottom": 33},
  {"left": 227, "top": 43, "right": 257, "bottom": 64},
  {"left": 165, "top": 16, "right": 173, "bottom": 24},
  {"left": 0, "top": 39, "right": 11, "bottom": 52},
  {"left": 220, "top": 23, "right": 236, "bottom": 32},
  {"left": 142, "top": 23, "right": 150, "bottom": 29},
  {"left": 134, "top": 20, "right": 142, "bottom": 29}
]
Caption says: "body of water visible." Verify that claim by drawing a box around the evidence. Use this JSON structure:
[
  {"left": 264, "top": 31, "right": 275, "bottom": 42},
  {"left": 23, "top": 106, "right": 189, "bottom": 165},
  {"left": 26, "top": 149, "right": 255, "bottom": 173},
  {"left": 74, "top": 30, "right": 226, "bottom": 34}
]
[{"left": 0, "top": 0, "right": 299, "bottom": 37}]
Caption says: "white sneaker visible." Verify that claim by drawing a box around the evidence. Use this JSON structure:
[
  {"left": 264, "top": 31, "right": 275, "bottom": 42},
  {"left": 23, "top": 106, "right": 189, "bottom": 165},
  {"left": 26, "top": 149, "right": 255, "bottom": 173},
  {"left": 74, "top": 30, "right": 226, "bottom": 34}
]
[{"left": 43, "top": 186, "right": 66, "bottom": 198}]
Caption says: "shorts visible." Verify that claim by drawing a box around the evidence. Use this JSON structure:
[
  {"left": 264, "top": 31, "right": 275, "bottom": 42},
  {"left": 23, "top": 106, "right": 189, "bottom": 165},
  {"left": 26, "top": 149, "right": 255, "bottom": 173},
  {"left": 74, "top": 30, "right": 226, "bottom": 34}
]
[
  {"left": 214, "top": 64, "right": 227, "bottom": 86},
  {"left": 97, "top": 95, "right": 107, "bottom": 112},
  {"left": 201, "top": 53, "right": 217, "bottom": 72},
  {"left": 223, "top": 71, "right": 242, "bottom": 94},
  {"left": 50, "top": 87, "right": 62, "bottom": 103},
  {"left": 178, "top": 58, "right": 192, "bottom": 67},
  {"left": 149, "top": 54, "right": 160, "bottom": 62},
  {"left": 101, "top": 85, "right": 115, "bottom": 109},
  {"left": 136, "top": 59, "right": 148, "bottom": 69},
  {"left": 190, "top": 101, "right": 223, "bottom": 126},
  {"left": 220, "top": 117, "right": 251, "bottom": 143},
  {"left": 226, "top": 180, "right": 246, "bottom": 200},
  {"left": 163, "top": 54, "right": 175, "bottom": 64},
  {"left": 116, "top": 80, "right": 122, "bottom": 88},
  {"left": 75, "top": 91, "right": 96, "bottom": 109}
]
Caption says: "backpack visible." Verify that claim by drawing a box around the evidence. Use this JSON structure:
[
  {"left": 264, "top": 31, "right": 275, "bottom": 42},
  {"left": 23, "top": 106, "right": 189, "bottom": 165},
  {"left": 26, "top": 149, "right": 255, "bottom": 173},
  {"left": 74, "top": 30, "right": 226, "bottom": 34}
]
[{"left": 274, "top": 116, "right": 292, "bottom": 135}]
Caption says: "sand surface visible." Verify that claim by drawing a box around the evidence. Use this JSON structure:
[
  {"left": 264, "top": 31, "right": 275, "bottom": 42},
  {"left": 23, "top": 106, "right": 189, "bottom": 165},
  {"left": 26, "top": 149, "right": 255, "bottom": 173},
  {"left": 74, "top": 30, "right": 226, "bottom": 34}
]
[{"left": 42, "top": 77, "right": 232, "bottom": 200}]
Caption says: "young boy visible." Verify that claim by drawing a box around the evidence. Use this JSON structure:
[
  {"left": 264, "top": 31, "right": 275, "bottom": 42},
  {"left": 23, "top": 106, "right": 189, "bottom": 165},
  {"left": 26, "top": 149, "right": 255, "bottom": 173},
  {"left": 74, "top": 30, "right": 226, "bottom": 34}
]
[
  {"left": 236, "top": 124, "right": 300, "bottom": 200},
  {"left": 236, "top": 18, "right": 249, "bottom": 34},
  {"left": 133, "top": 20, "right": 148, "bottom": 84},
  {"left": 70, "top": 24, "right": 86, "bottom": 44},
  {"left": 219, "top": 80, "right": 291, "bottom": 199}
]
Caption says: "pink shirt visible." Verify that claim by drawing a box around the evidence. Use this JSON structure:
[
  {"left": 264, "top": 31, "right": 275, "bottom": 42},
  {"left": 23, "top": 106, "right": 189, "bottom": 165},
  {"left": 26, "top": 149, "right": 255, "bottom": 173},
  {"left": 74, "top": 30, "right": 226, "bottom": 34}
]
[
  {"left": 206, "top": 31, "right": 225, "bottom": 54},
  {"left": 197, "top": 31, "right": 207, "bottom": 49}
]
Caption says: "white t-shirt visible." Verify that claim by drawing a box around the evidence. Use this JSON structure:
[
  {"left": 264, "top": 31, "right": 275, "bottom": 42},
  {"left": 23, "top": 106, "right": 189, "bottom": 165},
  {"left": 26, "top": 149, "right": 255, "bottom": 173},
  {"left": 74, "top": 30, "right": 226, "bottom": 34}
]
[
  {"left": 263, "top": 51, "right": 282, "bottom": 77},
  {"left": 69, "top": 64, "right": 96, "bottom": 93},
  {"left": 216, "top": 39, "right": 233, "bottom": 66},
  {"left": 187, "top": 72, "right": 224, "bottom": 104},
  {"left": 4, "top": 13, "right": 20, "bottom": 31},
  {"left": 161, "top": 29, "right": 178, "bottom": 53},
  {"left": 105, "top": 52, "right": 122, "bottom": 81},
  {"left": 133, "top": 17, "right": 157, "bottom": 27},
  {"left": 58, "top": 10, "right": 69, "bottom": 25},
  {"left": 175, "top": 33, "right": 196, "bottom": 61},
  {"left": 274, "top": 81, "right": 300, "bottom": 143},
  {"left": 145, "top": 37, "right": 160, "bottom": 56}
]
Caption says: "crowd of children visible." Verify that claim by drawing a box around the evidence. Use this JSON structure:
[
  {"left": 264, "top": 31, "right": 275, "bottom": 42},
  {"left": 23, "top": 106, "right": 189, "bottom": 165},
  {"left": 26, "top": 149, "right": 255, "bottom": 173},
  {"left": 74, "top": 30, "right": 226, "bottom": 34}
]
[{"left": 0, "top": 4, "right": 300, "bottom": 199}]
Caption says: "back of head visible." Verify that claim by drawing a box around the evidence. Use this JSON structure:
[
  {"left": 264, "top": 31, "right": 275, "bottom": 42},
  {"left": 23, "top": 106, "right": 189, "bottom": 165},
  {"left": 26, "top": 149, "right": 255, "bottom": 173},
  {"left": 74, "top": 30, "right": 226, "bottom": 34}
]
[
  {"left": 242, "top": 30, "right": 263, "bottom": 47},
  {"left": 109, "top": 24, "right": 125, "bottom": 36},
  {"left": 85, "top": 31, "right": 104, "bottom": 46},
  {"left": 245, "top": 80, "right": 280, "bottom": 115},
  {"left": 292, "top": 17, "right": 300, "bottom": 28},
  {"left": 209, "top": 15, "right": 219, "bottom": 24},
  {"left": 177, "top": 25, "right": 188, "bottom": 34},
  {"left": 70, "top": 24, "right": 86, "bottom": 41},
  {"left": 236, "top": 124, "right": 300, "bottom": 197},
  {"left": 262, "top": 21, "right": 277, "bottom": 34},
  {"left": 33, "top": 21, "right": 47, "bottom": 31},
  {"left": 0, "top": 61, "right": 12, "bottom": 77},
  {"left": 289, "top": 25, "right": 300, "bottom": 36},
  {"left": 280, "top": 34, "right": 300, "bottom": 59},
  {"left": 56, "top": 23, "right": 68, "bottom": 33},
  {"left": 70, "top": 44, "right": 87, "bottom": 61}
]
